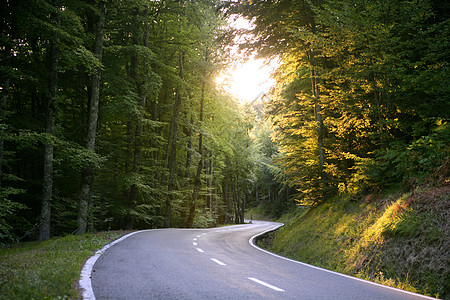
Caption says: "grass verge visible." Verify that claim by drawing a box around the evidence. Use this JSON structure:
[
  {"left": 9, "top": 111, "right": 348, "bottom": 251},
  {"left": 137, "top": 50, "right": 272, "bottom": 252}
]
[
  {"left": 0, "top": 231, "right": 131, "bottom": 299},
  {"left": 258, "top": 185, "right": 449, "bottom": 299}
]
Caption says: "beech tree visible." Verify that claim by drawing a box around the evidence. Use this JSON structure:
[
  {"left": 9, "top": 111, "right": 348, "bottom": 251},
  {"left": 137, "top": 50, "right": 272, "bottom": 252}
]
[
  {"left": 232, "top": 0, "right": 449, "bottom": 208},
  {"left": 2, "top": 0, "right": 446, "bottom": 243},
  {"left": 77, "top": 0, "right": 106, "bottom": 235}
]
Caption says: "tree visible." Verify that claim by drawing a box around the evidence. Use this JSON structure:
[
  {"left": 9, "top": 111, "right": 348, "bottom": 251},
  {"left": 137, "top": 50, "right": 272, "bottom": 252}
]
[
  {"left": 165, "top": 51, "right": 185, "bottom": 227},
  {"left": 77, "top": 0, "right": 106, "bottom": 235},
  {"left": 186, "top": 49, "right": 208, "bottom": 228},
  {"left": 0, "top": 0, "right": 265, "bottom": 241},
  {"left": 39, "top": 0, "right": 60, "bottom": 241}
]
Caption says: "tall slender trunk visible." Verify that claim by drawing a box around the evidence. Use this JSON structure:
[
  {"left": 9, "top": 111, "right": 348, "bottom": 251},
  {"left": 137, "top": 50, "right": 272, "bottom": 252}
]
[
  {"left": 77, "top": 0, "right": 105, "bottom": 235},
  {"left": 186, "top": 76, "right": 205, "bottom": 228},
  {"left": 233, "top": 179, "right": 241, "bottom": 224},
  {"left": 308, "top": 48, "right": 325, "bottom": 175},
  {"left": 306, "top": 17, "right": 325, "bottom": 177},
  {"left": 39, "top": 0, "right": 60, "bottom": 241},
  {"left": 209, "top": 150, "right": 213, "bottom": 214},
  {"left": 184, "top": 113, "right": 193, "bottom": 179},
  {"left": 0, "top": 0, "right": 12, "bottom": 189},
  {"left": 123, "top": 5, "right": 153, "bottom": 229},
  {"left": 223, "top": 176, "right": 229, "bottom": 224},
  {"left": 187, "top": 49, "right": 208, "bottom": 227},
  {"left": 372, "top": 76, "right": 388, "bottom": 150},
  {"left": 0, "top": 45, "right": 11, "bottom": 188},
  {"left": 165, "top": 51, "right": 184, "bottom": 227},
  {"left": 241, "top": 194, "right": 246, "bottom": 224}
]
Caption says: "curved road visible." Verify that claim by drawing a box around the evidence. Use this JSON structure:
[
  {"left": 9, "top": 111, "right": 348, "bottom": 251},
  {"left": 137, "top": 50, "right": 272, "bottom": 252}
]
[{"left": 83, "top": 221, "right": 436, "bottom": 299}]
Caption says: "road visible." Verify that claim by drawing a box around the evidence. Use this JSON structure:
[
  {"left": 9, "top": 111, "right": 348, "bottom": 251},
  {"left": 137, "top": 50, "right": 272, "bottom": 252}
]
[{"left": 84, "top": 221, "right": 436, "bottom": 299}]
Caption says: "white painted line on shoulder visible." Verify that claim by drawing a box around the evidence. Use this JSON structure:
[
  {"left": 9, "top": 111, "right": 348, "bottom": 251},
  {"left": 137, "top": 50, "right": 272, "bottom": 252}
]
[
  {"left": 248, "top": 223, "right": 436, "bottom": 299},
  {"left": 196, "top": 248, "right": 204, "bottom": 253},
  {"left": 80, "top": 230, "right": 143, "bottom": 300},
  {"left": 210, "top": 258, "right": 226, "bottom": 266},
  {"left": 193, "top": 242, "right": 198, "bottom": 246},
  {"left": 248, "top": 277, "right": 284, "bottom": 292}
]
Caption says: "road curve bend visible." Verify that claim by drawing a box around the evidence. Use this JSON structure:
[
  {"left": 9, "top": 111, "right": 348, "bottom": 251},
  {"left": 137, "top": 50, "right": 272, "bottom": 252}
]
[{"left": 80, "top": 221, "right": 437, "bottom": 300}]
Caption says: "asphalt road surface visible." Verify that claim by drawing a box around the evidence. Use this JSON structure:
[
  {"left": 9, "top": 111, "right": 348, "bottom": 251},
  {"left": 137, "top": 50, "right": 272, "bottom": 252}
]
[{"left": 85, "top": 221, "right": 436, "bottom": 299}]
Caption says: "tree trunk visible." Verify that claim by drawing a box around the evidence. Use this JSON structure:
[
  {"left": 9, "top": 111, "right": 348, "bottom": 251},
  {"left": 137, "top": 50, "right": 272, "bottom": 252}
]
[
  {"left": 233, "top": 181, "right": 240, "bottom": 224},
  {"left": 184, "top": 113, "right": 193, "bottom": 179},
  {"left": 187, "top": 81, "right": 205, "bottom": 228},
  {"left": 223, "top": 177, "right": 229, "bottom": 224},
  {"left": 77, "top": 0, "right": 105, "bottom": 235},
  {"left": 39, "top": 0, "right": 60, "bottom": 241},
  {"left": 187, "top": 49, "right": 208, "bottom": 227},
  {"left": 0, "top": 44, "right": 11, "bottom": 188},
  {"left": 307, "top": 18, "right": 325, "bottom": 177},
  {"left": 209, "top": 150, "right": 213, "bottom": 214},
  {"left": 126, "top": 34, "right": 149, "bottom": 230},
  {"left": 241, "top": 194, "right": 246, "bottom": 224},
  {"left": 308, "top": 48, "right": 325, "bottom": 176},
  {"left": 372, "top": 76, "right": 388, "bottom": 150},
  {"left": 165, "top": 51, "right": 184, "bottom": 228}
]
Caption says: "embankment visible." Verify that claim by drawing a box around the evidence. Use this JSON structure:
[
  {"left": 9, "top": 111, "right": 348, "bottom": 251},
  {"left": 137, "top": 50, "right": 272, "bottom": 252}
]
[{"left": 258, "top": 185, "right": 449, "bottom": 299}]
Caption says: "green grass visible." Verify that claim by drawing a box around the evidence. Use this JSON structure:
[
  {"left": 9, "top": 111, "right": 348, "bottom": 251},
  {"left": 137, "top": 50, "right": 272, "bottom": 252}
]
[
  {"left": 0, "top": 231, "right": 129, "bottom": 299},
  {"left": 263, "top": 186, "right": 449, "bottom": 299}
]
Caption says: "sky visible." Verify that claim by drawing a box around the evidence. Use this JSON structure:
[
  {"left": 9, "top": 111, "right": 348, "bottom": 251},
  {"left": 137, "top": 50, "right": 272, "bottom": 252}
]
[{"left": 215, "top": 16, "right": 278, "bottom": 103}]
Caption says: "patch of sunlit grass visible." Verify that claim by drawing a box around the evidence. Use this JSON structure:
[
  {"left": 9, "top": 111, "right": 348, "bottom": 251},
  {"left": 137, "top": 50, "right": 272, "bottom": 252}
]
[{"left": 261, "top": 189, "right": 447, "bottom": 298}]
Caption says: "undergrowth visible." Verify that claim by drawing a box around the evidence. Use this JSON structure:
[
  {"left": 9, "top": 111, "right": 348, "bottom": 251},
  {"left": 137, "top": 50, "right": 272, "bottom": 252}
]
[
  {"left": 260, "top": 184, "right": 449, "bottom": 299},
  {"left": 0, "top": 231, "right": 129, "bottom": 299}
]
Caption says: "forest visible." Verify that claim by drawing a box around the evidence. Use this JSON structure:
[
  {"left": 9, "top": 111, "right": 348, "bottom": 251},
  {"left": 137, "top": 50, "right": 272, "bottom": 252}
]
[{"left": 1, "top": 0, "right": 449, "bottom": 245}]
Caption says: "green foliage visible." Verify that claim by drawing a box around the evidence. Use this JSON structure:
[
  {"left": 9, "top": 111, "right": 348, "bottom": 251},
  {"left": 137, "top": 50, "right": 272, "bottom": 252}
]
[
  {"left": 193, "top": 210, "right": 216, "bottom": 228},
  {"left": 376, "top": 124, "right": 449, "bottom": 186},
  {"left": 234, "top": 0, "right": 449, "bottom": 209},
  {"left": 4, "top": 0, "right": 447, "bottom": 255},
  {"left": 346, "top": 122, "right": 450, "bottom": 191},
  {"left": 236, "top": 0, "right": 449, "bottom": 296},
  {"left": 1, "top": 0, "right": 257, "bottom": 238},
  {"left": 0, "top": 189, "right": 27, "bottom": 244}
]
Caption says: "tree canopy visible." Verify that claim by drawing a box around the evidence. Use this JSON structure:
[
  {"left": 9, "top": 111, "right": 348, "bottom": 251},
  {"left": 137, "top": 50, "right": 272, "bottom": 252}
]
[
  {"left": 1, "top": 0, "right": 448, "bottom": 243},
  {"left": 1, "top": 0, "right": 260, "bottom": 242}
]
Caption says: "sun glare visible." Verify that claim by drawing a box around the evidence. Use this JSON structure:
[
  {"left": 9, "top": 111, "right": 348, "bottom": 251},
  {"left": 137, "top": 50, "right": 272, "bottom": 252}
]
[
  {"left": 215, "top": 15, "right": 278, "bottom": 103},
  {"left": 216, "top": 59, "right": 277, "bottom": 103}
]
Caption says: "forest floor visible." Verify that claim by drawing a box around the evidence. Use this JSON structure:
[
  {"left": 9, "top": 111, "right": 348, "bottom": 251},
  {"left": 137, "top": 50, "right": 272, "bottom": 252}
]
[
  {"left": 0, "top": 230, "right": 133, "bottom": 299},
  {"left": 255, "top": 184, "right": 449, "bottom": 300}
]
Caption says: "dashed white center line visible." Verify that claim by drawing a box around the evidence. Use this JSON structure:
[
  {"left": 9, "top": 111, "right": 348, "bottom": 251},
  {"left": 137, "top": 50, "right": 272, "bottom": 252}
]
[
  {"left": 248, "top": 277, "right": 284, "bottom": 292},
  {"left": 193, "top": 238, "right": 198, "bottom": 241},
  {"left": 210, "top": 258, "right": 226, "bottom": 266},
  {"left": 196, "top": 248, "right": 204, "bottom": 253},
  {"left": 193, "top": 242, "right": 198, "bottom": 246}
]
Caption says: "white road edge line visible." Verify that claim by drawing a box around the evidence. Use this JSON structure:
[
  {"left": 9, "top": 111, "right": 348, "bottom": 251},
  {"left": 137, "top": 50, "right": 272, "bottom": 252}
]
[
  {"left": 80, "top": 228, "right": 208, "bottom": 300},
  {"left": 193, "top": 242, "right": 198, "bottom": 246},
  {"left": 196, "top": 248, "right": 204, "bottom": 253},
  {"left": 248, "top": 277, "right": 284, "bottom": 292},
  {"left": 248, "top": 223, "right": 437, "bottom": 300},
  {"left": 79, "top": 231, "right": 142, "bottom": 300},
  {"left": 210, "top": 258, "right": 226, "bottom": 266}
]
